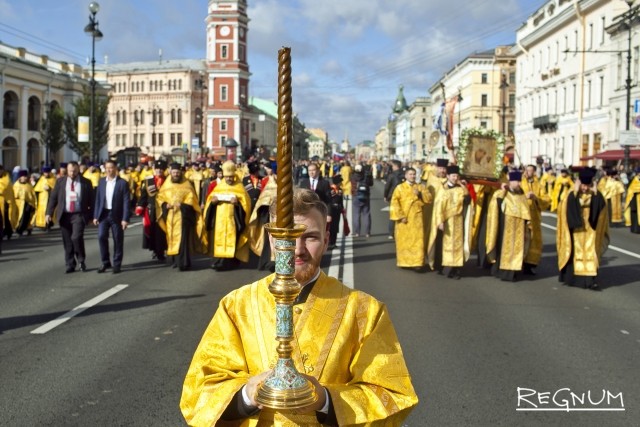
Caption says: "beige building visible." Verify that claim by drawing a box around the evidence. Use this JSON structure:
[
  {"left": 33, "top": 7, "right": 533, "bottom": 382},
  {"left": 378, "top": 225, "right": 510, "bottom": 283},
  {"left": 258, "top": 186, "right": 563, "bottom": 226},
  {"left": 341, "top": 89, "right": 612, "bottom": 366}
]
[
  {"left": 429, "top": 46, "right": 516, "bottom": 161},
  {"left": 511, "top": 0, "right": 630, "bottom": 168},
  {"left": 409, "top": 97, "right": 433, "bottom": 161},
  {"left": 105, "top": 60, "right": 207, "bottom": 162},
  {"left": 0, "top": 41, "right": 96, "bottom": 170}
]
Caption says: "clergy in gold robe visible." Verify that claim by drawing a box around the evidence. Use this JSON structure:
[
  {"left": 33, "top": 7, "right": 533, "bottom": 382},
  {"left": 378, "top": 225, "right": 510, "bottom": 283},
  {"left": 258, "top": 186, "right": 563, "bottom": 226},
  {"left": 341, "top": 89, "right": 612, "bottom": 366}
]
[
  {"left": 187, "top": 163, "right": 205, "bottom": 202},
  {"left": 597, "top": 169, "right": 626, "bottom": 227},
  {"left": 180, "top": 189, "right": 418, "bottom": 427},
  {"left": 550, "top": 169, "right": 573, "bottom": 212},
  {"left": 539, "top": 167, "right": 555, "bottom": 204},
  {"left": 389, "top": 167, "right": 432, "bottom": 269},
  {"left": 247, "top": 163, "right": 277, "bottom": 270},
  {"left": 470, "top": 183, "right": 497, "bottom": 268},
  {"left": 624, "top": 168, "right": 640, "bottom": 233},
  {"left": 486, "top": 171, "right": 531, "bottom": 282},
  {"left": 33, "top": 167, "right": 57, "bottom": 229},
  {"left": 83, "top": 163, "right": 101, "bottom": 188},
  {"left": 1, "top": 165, "right": 17, "bottom": 253},
  {"left": 557, "top": 168, "right": 609, "bottom": 290},
  {"left": 13, "top": 170, "right": 37, "bottom": 236},
  {"left": 339, "top": 162, "right": 352, "bottom": 200},
  {"left": 156, "top": 163, "right": 201, "bottom": 271},
  {"left": 520, "top": 165, "right": 550, "bottom": 274},
  {"left": 203, "top": 160, "right": 252, "bottom": 271},
  {"left": 427, "top": 165, "right": 473, "bottom": 279},
  {"left": 422, "top": 158, "right": 448, "bottom": 248}
]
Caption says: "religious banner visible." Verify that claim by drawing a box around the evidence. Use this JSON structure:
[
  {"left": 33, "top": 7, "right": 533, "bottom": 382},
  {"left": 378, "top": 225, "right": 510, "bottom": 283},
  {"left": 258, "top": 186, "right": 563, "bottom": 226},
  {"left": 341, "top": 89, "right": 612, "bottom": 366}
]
[{"left": 458, "top": 128, "right": 505, "bottom": 180}]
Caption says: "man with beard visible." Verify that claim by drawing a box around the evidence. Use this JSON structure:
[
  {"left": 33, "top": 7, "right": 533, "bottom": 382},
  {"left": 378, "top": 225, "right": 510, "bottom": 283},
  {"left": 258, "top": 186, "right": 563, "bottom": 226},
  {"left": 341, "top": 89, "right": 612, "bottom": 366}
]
[
  {"left": 485, "top": 170, "right": 531, "bottom": 282},
  {"left": 557, "top": 168, "right": 609, "bottom": 290},
  {"left": 520, "top": 164, "right": 550, "bottom": 275},
  {"left": 33, "top": 166, "right": 57, "bottom": 230},
  {"left": 427, "top": 165, "right": 473, "bottom": 279},
  {"left": 390, "top": 167, "right": 432, "bottom": 270},
  {"left": 136, "top": 160, "right": 168, "bottom": 262},
  {"left": 203, "top": 161, "right": 251, "bottom": 271},
  {"left": 13, "top": 170, "right": 37, "bottom": 236},
  {"left": 156, "top": 163, "right": 201, "bottom": 271},
  {"left": 181, "top": 189, "right": 418, "bottom": 426},
  {"left": 46, "top": 161, "right": 95, "bottom": 273}
]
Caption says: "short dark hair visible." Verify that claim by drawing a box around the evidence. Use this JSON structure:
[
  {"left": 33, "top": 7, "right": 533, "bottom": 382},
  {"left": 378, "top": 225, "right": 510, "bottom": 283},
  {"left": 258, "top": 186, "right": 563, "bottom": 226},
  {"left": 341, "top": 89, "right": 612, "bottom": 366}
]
[
  {"left": 67, "top": 161, "right": 79, "bottom": 168},
  {"left": 104, "top": 160, "right": 117, "bottom": 168}
]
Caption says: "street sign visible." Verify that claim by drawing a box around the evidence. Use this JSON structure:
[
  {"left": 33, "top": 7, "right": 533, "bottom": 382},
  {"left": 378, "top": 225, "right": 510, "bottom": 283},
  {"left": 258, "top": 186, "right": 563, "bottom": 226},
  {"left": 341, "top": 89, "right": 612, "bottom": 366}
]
[
  {"left": 191, "top": 137, "right": 199, "bottom": 149},
  {"left": 635, "top": 115, "right": 640, "bottom": 128},
  {"left": 635, "top": 99, "right": 640, "bottom": 114},
  {"left": 620, "top": 130, "right": 640, "bottom": 146}
]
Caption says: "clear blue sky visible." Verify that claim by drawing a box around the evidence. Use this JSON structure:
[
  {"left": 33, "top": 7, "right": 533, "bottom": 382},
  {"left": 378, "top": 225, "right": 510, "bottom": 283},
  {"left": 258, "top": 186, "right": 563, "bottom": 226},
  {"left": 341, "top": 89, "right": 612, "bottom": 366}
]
[{"left": 0, "top": 0, "right": 545, "bottom": 145}]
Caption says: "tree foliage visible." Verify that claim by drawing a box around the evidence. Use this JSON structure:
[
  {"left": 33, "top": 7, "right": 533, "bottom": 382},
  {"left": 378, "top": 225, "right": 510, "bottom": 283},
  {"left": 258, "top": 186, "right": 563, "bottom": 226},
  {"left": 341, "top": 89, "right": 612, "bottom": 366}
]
[
  {"left": 63, "top": 92, "right": 110, "bottom": 161},
  {"left": 41, "top": 104, "right": 66, "bottom": 160}
]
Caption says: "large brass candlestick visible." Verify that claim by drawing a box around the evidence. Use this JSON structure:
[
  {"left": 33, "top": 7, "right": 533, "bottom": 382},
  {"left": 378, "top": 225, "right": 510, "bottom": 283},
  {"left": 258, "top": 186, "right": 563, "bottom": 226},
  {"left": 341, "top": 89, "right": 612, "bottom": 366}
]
[{"left": 255, "top": 47, "right": 317, "bottom": 409}]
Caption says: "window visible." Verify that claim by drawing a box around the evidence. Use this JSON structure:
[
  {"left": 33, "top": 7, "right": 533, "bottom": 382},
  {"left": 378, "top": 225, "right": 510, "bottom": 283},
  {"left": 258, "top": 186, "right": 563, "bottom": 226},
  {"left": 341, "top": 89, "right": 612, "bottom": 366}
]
[
  {"left": 574, "top": 30, "right": 578, "bottom": 52},
  {"left": 617, "top": 53, "right": 623, "bottom": 88},
  {"left": 139, "top": 134, "right": 144, "bottom": 146},
  {"left": 562, "top": 87, "right": 567, "bottom": 114},
  {"left": 122, "top": 135, "right": 127, "bottom": 146},
  {"left": 588, "top": 23, "right": 593, "bottom": 50},
  {"left": 221, "top": 45, "right": 228, "bottom": 59},
  {"left": 116, "top": 111, "right": 121, "bottom": 126},
  {"left": 481, "top": 94, "right": 488, "bottom": 107},
  {"left": 171, "top": 109, "right": 176, "bottom": 124},
  {"left": 601, "top": 17, "right": 606, "bottom": 45},
  {"left": 599, "top": 75, "right": 604, "bottom": 107},
  {"left": 220, "top": 85, "right": 228, "bottom": 102},
  {"left": 480, "top": 121, "right": 487, "bottom": 129},
  {"left": 141, "top": 82, "right": 145, "bottom": 92},
  {"left": 177, "top": 109, "right": 182, "bottom": 124},
  {"left": 158, "top": 133, "right": 164, "bottom": 147},
  {"left": 220, "top": 135, "right": 227, "bottom": 146},
  {"left": 572, "top": 83, "right": 577, "bottom": 112},
  {"left": 133, "top": 134, "right": 138, "bottom": 146},
  {"left": 178, "top": 80, "right": 182, "bottom": 91},
  {"left": 136, "top": 81, "right": 140, "bottom": 92},
  {"left": 239, "top": 45, "right": 245, "bottom": 62},
  {"left": 177, "top": 133, "right": 182, "bottom": 145},
  {"left": 170, "top": 133, "right": 176, "bottom": 147},
  {"left": 116, "top": 135, "right": 120, "bottom": 147},
  {"left": 158, "top": 109, "right": 163, "bottom": 125},
  {"left": 422, "top": 118, "right": 426, "bottom": 127},
  {"left": 509, "top": 71, "right": 516, "bottom": 85},
  {"left": 152, "top": 133, "right": 156, "bottom": 147},
  {"left": 220, "top": 119, "right": 227, "bottom": 131},
  {"left": 131, "top": 82, "right": 134, "bottom": 92},
  {"left": 122, "top": 110, "right": 127, "bottom": 125},
  {"left": 587, "top": 79, "right": 592, "bottom": 110},
  {"left": 509, "top": 93, "right": 515, "bottom": 108},
  {"left": 481, "top": 73, "right": 488, "bottom": 84},
  {"left": 508, "top": 121, "right": 515, "bottom": 135},
  {"left": 168, "top": 80, "right": 172, "bottom": 90},
  {"left": 140, "top": 110, "right": 145, "bottom": 125},
  {"left": 251, "top": 122, "right": 256, "bottom": 132}
]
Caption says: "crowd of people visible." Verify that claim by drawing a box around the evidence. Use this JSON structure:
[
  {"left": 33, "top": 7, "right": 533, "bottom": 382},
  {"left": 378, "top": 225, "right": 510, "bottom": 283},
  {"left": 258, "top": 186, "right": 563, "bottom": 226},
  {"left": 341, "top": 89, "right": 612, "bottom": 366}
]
[{"left": 378, "top": 158, "right": 640, "bottom": 291}]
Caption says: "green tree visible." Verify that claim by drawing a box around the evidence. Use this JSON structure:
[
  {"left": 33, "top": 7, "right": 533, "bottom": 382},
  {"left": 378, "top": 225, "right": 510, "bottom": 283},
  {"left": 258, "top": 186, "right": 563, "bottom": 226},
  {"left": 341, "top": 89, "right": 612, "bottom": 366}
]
[
  {"left": 63, "top": 92, "right": 110, "bottom": 161},
  {"left": 41, "top": 104, "right": 66, "bottom": 164}
]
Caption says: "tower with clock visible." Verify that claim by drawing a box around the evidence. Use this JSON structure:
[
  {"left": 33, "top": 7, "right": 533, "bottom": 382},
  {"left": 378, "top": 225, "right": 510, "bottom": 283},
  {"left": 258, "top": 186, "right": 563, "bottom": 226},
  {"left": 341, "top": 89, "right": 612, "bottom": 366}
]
[{"left": 205, "top": 0, "right": 251, "bottom": 159}]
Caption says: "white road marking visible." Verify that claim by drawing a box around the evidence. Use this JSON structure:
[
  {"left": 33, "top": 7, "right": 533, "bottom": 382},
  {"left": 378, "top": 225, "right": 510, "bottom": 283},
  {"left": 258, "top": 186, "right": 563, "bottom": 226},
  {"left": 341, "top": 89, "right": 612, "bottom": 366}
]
[
  {"left": 380, "top": 206, "right": 390, "bottom": 212},
  {"left": 541, "top": 223, "right": 640, "bottom": 260},
  {"left": 621, "top": 330, "right": 630, "bottom": 335},
  {"left": 30, "top": 284, "right": 129, "bottom": 334},
  {"left": 327, "top": 198, "right": 355, "bottom": 289}
]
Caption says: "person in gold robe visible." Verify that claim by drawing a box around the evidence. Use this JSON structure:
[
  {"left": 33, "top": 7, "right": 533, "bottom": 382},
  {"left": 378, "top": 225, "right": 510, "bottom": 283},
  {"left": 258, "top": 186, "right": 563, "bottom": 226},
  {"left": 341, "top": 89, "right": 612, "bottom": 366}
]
[
  {"left": 597, "top": 169, "right": 626, "bottom": 227},
  {"left": 486, "top": 171, "right": 531, "bottom": 282},
  {"left": 557, "top": 168, "right": 609, "bottom": 290},
  {"left": 136, "top": 161, "right": 168, "bottom": 262},
  {"left": 423, "top": 158, "right": 448, "bottom": 248},
  {"left": 83, "top": 163, "right": 101, "bottom": 188},
  {"left": 550, "top": 169, "right": 573, "bottom": 212},
  {"left": 427, "top": 165, "right": 473, "bottom": 279},
  {"left": 203, "top": 160, "right": 252, "bottom": 271},
  {"left": 187, "top": 162, "right": 205, "bottom": 203},
  {"left": 247, "top": 161, "right": 277, "bottom": 270},
  {"left": 390, "top": 167, "right": 432, "bottom": 270},
  {"left": 156, "top": 163, "right": 202, "bottom": 271},
  {"left": 13, "top": 170, "right": 37, "bottom": 236},
  {"left": 1, "top": 165, "right": 18, "bottom": 243},
  {"left": 624, "top": 167, "right": 640, "bottom": 233},
  {"left": 540, "top": 167, "right": 556, "bottom": 202},
  {"left": 339, "top": 161, "right": 352, "bottom": 200},
  {"left": 180, "top": 189, "right": 418, "bottom": 426},
  {"left": 33, "top": 167, "right": 57, "bottom": 229},
  {"left": 520, "top": 164, "right": 550, "bottom": 274}
]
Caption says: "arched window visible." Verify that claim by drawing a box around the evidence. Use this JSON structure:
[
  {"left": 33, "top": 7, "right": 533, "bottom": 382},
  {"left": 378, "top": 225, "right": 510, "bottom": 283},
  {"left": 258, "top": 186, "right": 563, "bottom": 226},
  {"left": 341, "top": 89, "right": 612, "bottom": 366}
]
[
  {"left": 168, "top": 80, "right": 172, "bottom": 90},
  {"left": 157, "top": 109, "right": 163, "bottom": 125},
  {"left": 178, "top": 79, "right": 182, "bottom": 90},
  {"left": 140, "top": 110, "right": 145, "bottom": 125},
  {"left": 27, "top": 96, "right": 41, "bottom": 131},
  {"left": 122, "top": 109, "right": 127, "bottom": 125},
  {"left": 160, "top": 81, "right": 163, "bottom": 91},
  {"left": 177, "top": 109, "right": 182, "bottom": 124},
  {"left": 3, "top": 91, "right": 19, "bottom": 129},
  {"left": 116, "top": 111, "right": 121, "bottom": 126},
  {"left": 171, "top": 109, "right": 176, "bottom": 124}
]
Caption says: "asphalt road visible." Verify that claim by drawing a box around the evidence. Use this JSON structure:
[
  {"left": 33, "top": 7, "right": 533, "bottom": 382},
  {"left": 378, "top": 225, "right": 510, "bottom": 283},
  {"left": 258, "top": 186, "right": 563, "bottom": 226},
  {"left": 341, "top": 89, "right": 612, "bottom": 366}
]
[{"left": 1, "top": 182, "right": 639, "bottom": 426}]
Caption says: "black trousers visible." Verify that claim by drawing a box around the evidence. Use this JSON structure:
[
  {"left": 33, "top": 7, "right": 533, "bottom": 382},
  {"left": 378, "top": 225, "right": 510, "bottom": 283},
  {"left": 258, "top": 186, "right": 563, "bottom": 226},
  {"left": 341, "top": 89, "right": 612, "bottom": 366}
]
[
  {"left": 98, "top": 210, "right": 124, "bottom": 267},
  {"left": 59, "top": 212, "right": 86, "bottom": 268}
]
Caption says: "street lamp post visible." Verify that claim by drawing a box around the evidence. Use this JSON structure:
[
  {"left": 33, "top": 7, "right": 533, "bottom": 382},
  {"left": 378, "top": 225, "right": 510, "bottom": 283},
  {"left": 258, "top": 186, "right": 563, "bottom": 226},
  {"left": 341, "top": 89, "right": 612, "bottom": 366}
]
[
  {"left": 84, "top": 1, "right": 103, "bottom": 163},
  {"left": 622, "top": 0, "right": 639, "bottom": 173},
  {"left": 148, "top": 109, "right": 157, "bottom": 160},
  {"left": 499, "top": 72, "right": 508, "bottom": 136},
  {"left": 195, "top": 75, "right": 207, "bottom": 156}
]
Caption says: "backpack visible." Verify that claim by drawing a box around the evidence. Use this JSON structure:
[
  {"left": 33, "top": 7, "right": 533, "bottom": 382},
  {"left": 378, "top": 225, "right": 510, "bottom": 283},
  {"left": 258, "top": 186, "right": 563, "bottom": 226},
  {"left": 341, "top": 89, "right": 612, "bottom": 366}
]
[{"left": 356, "top": 179, "right": 370, "bottom": 202}]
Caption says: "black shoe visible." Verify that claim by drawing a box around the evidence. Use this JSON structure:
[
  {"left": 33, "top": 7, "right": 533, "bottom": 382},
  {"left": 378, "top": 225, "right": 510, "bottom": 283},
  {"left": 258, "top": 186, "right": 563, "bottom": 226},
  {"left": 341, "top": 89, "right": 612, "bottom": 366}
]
[
  {"left": 97, "top": 263, "right": 111, "bottom": 273},
  {"left": 80, "top": 262, "right": 87, "bottom": 272},
  {"left": 589, "top": 283, "right": 601, "bottom": 291},
  {"left": 65, "top": 266, "right": 75, "bottom": 273},
  {"left": 112, "top": 266, "right": 121, "bottom": 274}
]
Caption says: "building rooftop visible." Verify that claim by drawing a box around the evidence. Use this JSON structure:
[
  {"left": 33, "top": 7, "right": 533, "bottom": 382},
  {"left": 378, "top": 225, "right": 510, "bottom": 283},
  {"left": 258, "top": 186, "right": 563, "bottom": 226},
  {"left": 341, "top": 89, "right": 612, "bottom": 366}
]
[
  {"left": 249, "top": 97, "right": 278, "bottom": 118},
  {"left": 105, "top": 59, "right": 206, "bottom": 74}
]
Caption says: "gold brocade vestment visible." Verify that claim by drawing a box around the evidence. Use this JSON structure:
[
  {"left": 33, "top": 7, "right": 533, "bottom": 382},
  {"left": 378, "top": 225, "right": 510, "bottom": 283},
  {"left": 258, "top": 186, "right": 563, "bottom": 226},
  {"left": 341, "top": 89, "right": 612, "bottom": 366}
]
[
  {"left": 624, "top": 175, "right": 640, "bottom": 228},
  {"left": 520, "top": 177, "right": 550, "bottom": 265},
  {"left": 427, "top": 184, "right": 473, "bottom": 268},
  {"left": 32, "top": 175, "right": 56, "bottom": 227},
  {"left": 203, "top": 180, "right": 252, "bottom": 261},
  {"left": 12, "top": 181, "right": 36, "bottom": 230},
  {"left": 598, "top": 177, "right": 626, "bottom": 224},
  {"left": 0, "top": 174, "right": 18, "bottom": 229},
  {"left": 156, "top": 179, "right": 202, "bottom": 256},
  {"left": 550, "top": 175, "right": 573, "bottom": 212},
  {"left": 485, "top": 189, "right": 531, "bottom": 271},
  {"left": 389, "top": 181, "right": 432, "bottom": 267},
  {"left": 180, "top": 272, "right": 418, "bottom": 427},
  {"left": 557, "top": 191, "right": 609, "bottom": 277},
  {"left": 248, "top": 175, "right": 277, "bottom": 256}
]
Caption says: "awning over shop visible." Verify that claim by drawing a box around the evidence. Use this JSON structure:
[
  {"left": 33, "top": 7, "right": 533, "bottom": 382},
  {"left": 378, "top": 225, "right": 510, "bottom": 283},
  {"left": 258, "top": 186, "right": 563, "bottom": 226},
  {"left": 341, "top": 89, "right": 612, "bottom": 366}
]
[{"left": 581, "top": 149, "right": 640, "bottom": 161}]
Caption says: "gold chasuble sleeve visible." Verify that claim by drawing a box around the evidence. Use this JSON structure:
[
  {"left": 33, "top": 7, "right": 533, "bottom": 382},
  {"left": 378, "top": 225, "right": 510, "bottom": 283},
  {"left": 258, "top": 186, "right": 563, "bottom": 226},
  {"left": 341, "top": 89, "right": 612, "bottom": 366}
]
[{"left": 181, "top": 272, "right": 418, "bottom": 427}]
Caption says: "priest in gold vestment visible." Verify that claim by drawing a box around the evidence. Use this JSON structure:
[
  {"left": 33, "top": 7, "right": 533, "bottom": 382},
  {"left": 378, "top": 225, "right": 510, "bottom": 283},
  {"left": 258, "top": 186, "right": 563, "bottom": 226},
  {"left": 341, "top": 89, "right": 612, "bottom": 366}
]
[
  {"left": 0, "top": 165, "right": 18, "bottom": 246},
  {"left": 13, "top": 170, "right": 37, "bottom": 236},
  {"left": 181, "top": 189, "right": 418, "bottom": 427},
  {"left": 486, "top": 171, "right": 531, "bottom": 282},
  {"left": 389, "top": 167, "right": 432, "bottom": 269},
  {"left": 203, "top": 161, "right": 252, "bottom": 271},
  {"left": 597, "top": 169, "right": 626, "bottom": 227},
  {"left": 550, "top": 169, "right": 573, "bottom": 212},
  {"left": 624, "top": 167, "right": 640, "bottom": 233},
  {"left": 520, "top": 165, "right": 550, "bottom": 274},
  {"left": 156, "top": 163, "right": 202, "bottom": 271},
  {"left": 557, "top": 168, "right": 609, "bottom": 290},
  {"left": 427, "top": 165, "right": 473, "bottom": 279},
  {"left": 33, "top": 167, "right": 57, "bottom": 229}
]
